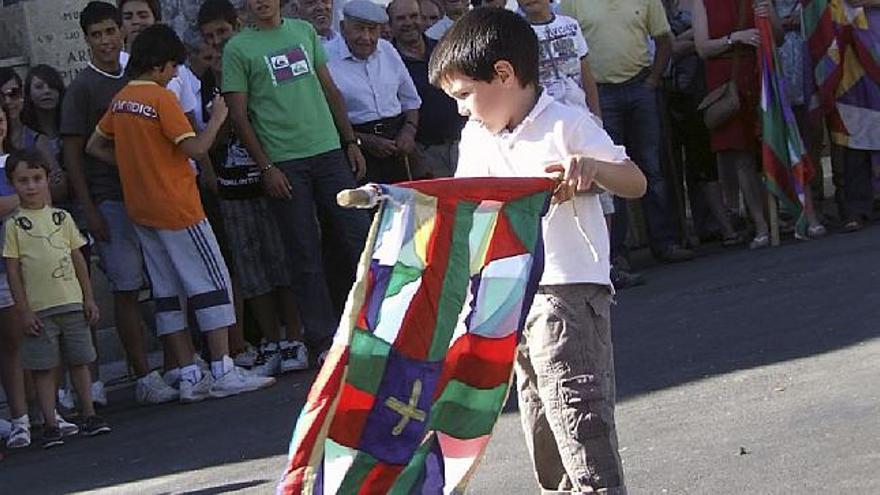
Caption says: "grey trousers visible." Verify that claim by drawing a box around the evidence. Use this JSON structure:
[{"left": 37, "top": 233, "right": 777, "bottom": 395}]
[{"left": 516, "top": 283, "right": 626, "bottom": 495}]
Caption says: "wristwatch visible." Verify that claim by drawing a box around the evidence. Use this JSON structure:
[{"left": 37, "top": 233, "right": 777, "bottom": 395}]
[
  {"left": 259, "top": 162, "right": 275, "bottom": 173},
  {"left": 725, "top": 34, "right": 734, "bottom": 46},
  {"left": 343, "top": 137, "right": 362, "bottom": 148}
]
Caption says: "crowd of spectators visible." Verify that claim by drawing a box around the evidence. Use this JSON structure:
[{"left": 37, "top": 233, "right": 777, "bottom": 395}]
[{"left": 0, "top": 0, "right": 877, "bottom": 456}]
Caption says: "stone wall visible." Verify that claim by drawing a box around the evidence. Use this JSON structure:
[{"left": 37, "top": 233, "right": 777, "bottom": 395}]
[{"left": 0, "top": 0, "right": 92, "bottom": 83}]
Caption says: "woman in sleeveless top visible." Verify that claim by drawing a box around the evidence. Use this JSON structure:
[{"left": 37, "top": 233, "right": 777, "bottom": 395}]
[{"left": 693, "top": 0, "right": 781, "bottom": 249}]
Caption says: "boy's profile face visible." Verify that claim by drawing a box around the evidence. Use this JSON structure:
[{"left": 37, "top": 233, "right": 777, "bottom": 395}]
[
  {"left": 200, "top": 19, "right": 239, "bottom": 54},
  {"left": 155, "top": 62, "right": 179, "bottom": 87},
  {"left": 10, "top": 163, "right": 49, "bottom": 207},
  {"left": 85, "top": 20, "right": 125, "bottom": 68},
  {"left": 121, "top": 0, "right": 157, "bottom": 45},
  {"left": 442, "top": 68, "right": 515, "bottom": 134}
]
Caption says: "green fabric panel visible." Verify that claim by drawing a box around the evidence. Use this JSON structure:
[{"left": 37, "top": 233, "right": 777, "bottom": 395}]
[
  {"left": 503, "top": 192, "right": 548, "bottom": 254},
  {"left": 427, "top": 201, "right": 477, "bottom": 361},
  {"left": 428, "top": 380, "right": 509, "bottom": 439},
  {"left": 385, "top": 263, "right": 424, "bottom": 299},
  {"left": 347, "top": 329, "right": 392, "bottom": 395},
  {"left": 387, "top": 438, "right": 433, "bottom": 495},
  {"left": 336, "top": 450, "right": 379, "bottom": 494}
]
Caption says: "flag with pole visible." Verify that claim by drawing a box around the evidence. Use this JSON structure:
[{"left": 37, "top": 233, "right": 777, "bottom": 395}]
[
  {"left": 758, "top": 13, "right": 815, "bottom": 234},
  {"left": 278, "top": 177, "right": 556, "bottom": 494}
]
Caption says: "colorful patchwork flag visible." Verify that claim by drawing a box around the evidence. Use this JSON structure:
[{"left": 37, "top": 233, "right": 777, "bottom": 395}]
[
  {"left": 758, "top": 14, "right": 816, "bottom": 234},
  {"left": 278, "top": 177, "right": 556, "bottom": 494},
  {"left": 802, "top": 0, "right": 880, "bottom": 151}
]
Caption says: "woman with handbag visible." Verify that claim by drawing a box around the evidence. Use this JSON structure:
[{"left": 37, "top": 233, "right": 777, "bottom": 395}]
[
  {"left": 693, "top": 0, "right": 782, "bottom": 249},
  {"left": 665, "top": 0, "right": 744, "bottom": 246}
]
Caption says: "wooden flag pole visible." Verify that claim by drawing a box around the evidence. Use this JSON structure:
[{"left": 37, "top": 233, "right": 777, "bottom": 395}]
[{"left": 768, "top": 191, "right": 781, "bottom": 246}]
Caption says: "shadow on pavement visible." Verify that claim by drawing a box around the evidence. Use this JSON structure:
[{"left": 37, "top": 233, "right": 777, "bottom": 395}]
[
  {"left": 611, "top": 228, "right": 880, "bottom": 401},
  {"left": 504, "top": 227, "right": 879, "bottom": 411},
  {"left": 1, "top": 372, "right": 314, "bottom": 494},
  {"left": 3, "top": 229, "right": 878, "bottom": 494},
  {"left": 173, "top": 479, "right": 271, "bottom": 494}
]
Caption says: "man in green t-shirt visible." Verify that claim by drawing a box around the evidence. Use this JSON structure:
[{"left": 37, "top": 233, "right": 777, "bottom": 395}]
[{"left": 222, "top": 0, "right": 369, "bottom": 359}]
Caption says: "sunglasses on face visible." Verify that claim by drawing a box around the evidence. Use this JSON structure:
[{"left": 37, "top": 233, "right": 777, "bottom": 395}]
[{"left": 2, "top": 87, "right": 23, "bottom": 100}]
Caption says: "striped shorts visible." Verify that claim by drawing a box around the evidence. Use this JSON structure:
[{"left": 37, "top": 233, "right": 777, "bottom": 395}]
[{"left": 134, "top": 219, "right": 235, "bottom": 336}]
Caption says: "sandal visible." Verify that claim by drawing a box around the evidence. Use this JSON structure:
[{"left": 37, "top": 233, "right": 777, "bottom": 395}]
[
  {"left": 749, "top": 234, "right": 770, "bottom": 250},
  {"left": 795, "top": 224, "right": 828, "bottom": 241}
]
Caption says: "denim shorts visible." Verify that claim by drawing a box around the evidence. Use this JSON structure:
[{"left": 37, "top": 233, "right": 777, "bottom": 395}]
[{"left": 93, "top": 200, "right": 147, "bottom": 292}]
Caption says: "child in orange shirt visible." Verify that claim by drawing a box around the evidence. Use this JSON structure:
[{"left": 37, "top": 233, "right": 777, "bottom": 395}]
[{"left": 87, "top": 24, "right": 275, "bottom": 402}]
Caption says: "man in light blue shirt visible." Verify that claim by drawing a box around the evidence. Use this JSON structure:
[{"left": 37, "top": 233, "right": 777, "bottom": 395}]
[{"left": 327, "top": 0, "right": 422, "bottom": 183}]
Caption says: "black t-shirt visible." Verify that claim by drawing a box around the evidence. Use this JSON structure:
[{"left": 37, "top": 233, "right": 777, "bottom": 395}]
[
  {"left": 60, "top": 66, "right": 128, "bottom": 204},
  {"left": 396, "top": 38, "right": 466, "bottom": 145},
  {"left": 201, "top": 71, "right": 264, "bottom": 200}
]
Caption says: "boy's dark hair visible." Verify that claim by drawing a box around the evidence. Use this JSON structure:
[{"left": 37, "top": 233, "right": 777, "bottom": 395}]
[
  {"left": 428, "top": 7, "right": 538, "bottom": 88},
  {"left": 118, "top": 0, "right": 162, "bottom": 21},
  {"left": 198, "top": 0, "right": 239, "bottom": 28},
  {"left": 80, "top": 1, "right": 122, "bottom": 35},
  {"left": 21, "top": 65, "right": 66, "bottom": 133},
  {"left": 126, "top": 24, "right": 186, "bottom": 78},
  {"left": 5, "top": 149, "right": 51, "bottom": 183}
]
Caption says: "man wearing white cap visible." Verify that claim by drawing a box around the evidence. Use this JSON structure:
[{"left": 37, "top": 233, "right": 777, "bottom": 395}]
[{"left": 326, "top": 0, "right": 422, "bottom": 183}]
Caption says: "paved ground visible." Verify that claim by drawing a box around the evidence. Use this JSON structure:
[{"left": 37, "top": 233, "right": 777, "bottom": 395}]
[{"left": 2, "top": 226, "right": 878, "bottom": 494}]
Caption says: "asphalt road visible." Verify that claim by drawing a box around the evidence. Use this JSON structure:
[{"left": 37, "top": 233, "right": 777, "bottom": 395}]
[{"left": 2, "top": 227, "right": 878, "bottom": 494}]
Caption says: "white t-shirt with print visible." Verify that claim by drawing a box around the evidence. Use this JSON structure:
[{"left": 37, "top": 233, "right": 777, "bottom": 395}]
[
  {"left": 530, "top": 14, "right": 590, "bottom": 110},
  {"left": 455, "top": 93, "right": 628, "bottom": 286}
]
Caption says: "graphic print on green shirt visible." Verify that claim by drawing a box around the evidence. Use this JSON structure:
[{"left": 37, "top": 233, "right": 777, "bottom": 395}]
[{"left": 222, "top": 19, "right": 341, "bottom": 163}]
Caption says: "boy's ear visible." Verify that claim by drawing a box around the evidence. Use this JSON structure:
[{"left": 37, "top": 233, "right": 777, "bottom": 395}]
[{"left": 493, "top": 60, "right": 517, "bottom": 87}]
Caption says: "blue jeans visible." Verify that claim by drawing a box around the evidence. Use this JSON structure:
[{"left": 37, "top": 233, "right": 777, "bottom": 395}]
[
  {"left": 270, "top": 149, "right": 370, "bottom": 351},
  {"left": 598, "top": 76, "right": 679, "bottom": 256}
]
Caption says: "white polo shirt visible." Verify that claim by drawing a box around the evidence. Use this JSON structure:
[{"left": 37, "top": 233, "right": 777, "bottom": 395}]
[{"left": 455, "top": 92, "right": 628, "bottom": 286}]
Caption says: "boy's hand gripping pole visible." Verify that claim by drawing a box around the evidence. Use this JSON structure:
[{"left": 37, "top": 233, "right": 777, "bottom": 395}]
[{"left": 337, "top": 184, "right": 382, "bottom": 209}]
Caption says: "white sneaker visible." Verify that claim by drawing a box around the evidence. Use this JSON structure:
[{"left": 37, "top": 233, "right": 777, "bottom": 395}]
[
  {"left": 252, "top": 343, "right": 281, "bottom": 377},
  {"left": 194, "top": 354, "right": 209, "bottom": 372},
  {"left": 280, "top": 341, "right": 309, "bottom": 372},
  {"left": 0, "top": 418, "right": 11, "bottom": 439},
  {"left": 210, "top": 366, "right": 276, "bottom": 398},
  {"left": 56, "top": 412, "right": 79, "bottom": 437},
  {"left": 6, "top": 418, "right": 31, "bottom": 449},
  {"left": 91, "top": 381, "right": 108, "bottom": 407},
  {"left": 233, "top": 345, "right": 259, "bottom": 368},
  {"left": 136, "top": 371, "right": 180, "bottom": 405},
  {"left": 163, "top": 368, "right": 181, "bottom": 387},
  {"left": 58, "top": 388, "right": 77, "bottom": 411},
  {"left": 179, "top": 372, "right": 213, "bottom": 404}
]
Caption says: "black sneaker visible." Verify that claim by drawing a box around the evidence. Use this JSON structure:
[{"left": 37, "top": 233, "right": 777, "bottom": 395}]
[
  {"left": 42, "top": 427, "right": 65, "bottom": 449},
  {"left": 82, "top": 415, "right": 111, "bottom": 437}
]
